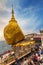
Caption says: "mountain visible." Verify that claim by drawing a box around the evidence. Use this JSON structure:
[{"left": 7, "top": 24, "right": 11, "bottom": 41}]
[{"left": 0, "top": 41, "right": 12, "bottom": 54}]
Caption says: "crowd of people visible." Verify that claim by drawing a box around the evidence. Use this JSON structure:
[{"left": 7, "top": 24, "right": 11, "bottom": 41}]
[{"left": 14, "top": 43, "right": 43, "bottom": 65}]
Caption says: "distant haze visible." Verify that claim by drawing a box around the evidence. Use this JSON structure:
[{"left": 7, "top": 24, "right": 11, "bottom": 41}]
[{"left": 0, "top": 41, "right": 12, "bottom": 54}]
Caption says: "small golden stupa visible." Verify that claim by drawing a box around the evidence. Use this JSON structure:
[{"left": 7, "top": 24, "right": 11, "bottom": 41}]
[{"left": 4, "top": 6, "right": 24, "bottom": 45}]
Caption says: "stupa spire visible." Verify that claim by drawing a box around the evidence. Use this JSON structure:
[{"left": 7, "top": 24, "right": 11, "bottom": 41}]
[{"left": 11, "top": 5, "right": 15, "bottom": 19}]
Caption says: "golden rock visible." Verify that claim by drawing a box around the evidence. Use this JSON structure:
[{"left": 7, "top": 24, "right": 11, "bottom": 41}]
[{"left": 4, "top": 6, "right": 24, "bottom": 45}]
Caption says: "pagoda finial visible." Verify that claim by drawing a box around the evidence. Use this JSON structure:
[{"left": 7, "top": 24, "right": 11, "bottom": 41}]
[
  {"left": 11, "top": 4, "right": 14, "bottom": 19},
  {"left": 12, "top": 5, "right": 14, "bottom": 15}
]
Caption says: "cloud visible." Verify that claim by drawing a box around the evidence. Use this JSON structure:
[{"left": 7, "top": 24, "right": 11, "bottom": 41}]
[{"left": 15, "top": 6, "right": 42, "bottom": 34}]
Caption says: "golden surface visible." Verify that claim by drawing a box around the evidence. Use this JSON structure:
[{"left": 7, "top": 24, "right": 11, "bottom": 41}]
[
  {"left": 16, "top": 41, "right": 35, "bottom": 46},
  {"left": 13, "top": 41, "right": 35, "bottom": 46},
  {"left": 4, "top": 7, "right": 24, "bottom": 45}
]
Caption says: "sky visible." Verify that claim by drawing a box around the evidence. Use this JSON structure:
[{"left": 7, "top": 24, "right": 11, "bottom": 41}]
[{"left": 0, "top": 0, "right": 43, "bottom": 41}]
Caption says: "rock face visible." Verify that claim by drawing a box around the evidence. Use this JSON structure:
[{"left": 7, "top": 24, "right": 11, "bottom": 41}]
[{"left": 4, "top": 6, "right": 24, "bottom": 45}]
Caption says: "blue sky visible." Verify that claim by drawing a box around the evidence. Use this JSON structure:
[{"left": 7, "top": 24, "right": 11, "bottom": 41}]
[{"left": 0, "top": 0, "right": 43, "bottom": 40}]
